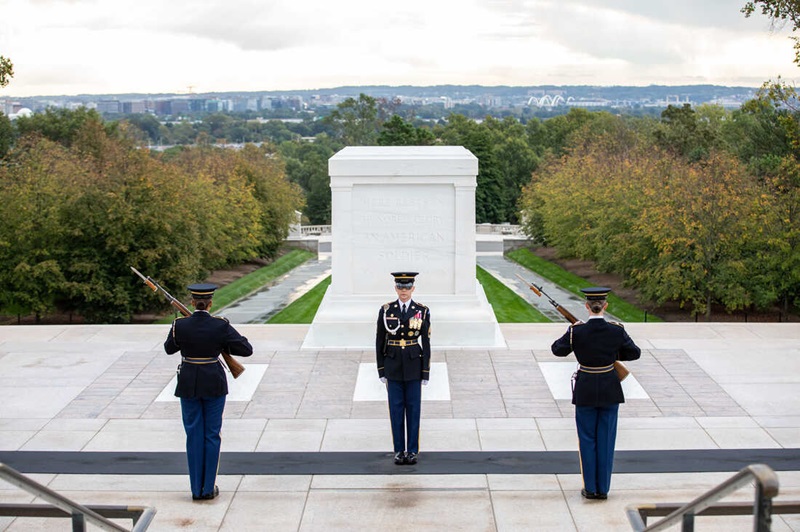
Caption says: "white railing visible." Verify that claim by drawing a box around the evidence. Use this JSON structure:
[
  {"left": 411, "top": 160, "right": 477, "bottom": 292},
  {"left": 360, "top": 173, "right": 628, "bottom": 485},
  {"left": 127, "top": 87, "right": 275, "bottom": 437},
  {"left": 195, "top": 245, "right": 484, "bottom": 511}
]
[
  {"left": 290, "top": 224, "right": 524, "bottom": 237},
  {"left": 299, "top": 225, "right": 332, "bottom": 236}
]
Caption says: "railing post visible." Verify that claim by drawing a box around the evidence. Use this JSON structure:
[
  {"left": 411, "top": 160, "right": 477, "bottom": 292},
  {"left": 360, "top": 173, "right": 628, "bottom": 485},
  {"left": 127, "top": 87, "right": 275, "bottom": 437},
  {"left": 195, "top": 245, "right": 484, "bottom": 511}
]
[
  {"left": 681, "top": 512, "right": 694, "bottom": 531},
  {"left": 72, "top": 512, "right": 87, "bottom": 531},
  {"left": 755, "top": 481, "right": 774, "bottom": 532}
]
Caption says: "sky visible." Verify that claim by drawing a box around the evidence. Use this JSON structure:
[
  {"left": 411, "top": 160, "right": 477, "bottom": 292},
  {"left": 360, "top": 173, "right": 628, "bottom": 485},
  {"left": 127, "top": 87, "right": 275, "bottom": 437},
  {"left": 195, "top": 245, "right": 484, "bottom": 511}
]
[{"left": 1, "top": 0, "right": 799, "bottom": 97}]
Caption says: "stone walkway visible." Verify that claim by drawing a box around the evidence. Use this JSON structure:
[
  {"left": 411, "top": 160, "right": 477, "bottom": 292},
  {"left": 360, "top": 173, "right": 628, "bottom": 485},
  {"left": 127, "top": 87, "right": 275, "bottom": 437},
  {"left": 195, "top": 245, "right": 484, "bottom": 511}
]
[
  {"left": 219, "top": 258, "right": 332, "bottom": 324},
  {"left": 1, "top": 321, "right": 799, "bottom": 530}
]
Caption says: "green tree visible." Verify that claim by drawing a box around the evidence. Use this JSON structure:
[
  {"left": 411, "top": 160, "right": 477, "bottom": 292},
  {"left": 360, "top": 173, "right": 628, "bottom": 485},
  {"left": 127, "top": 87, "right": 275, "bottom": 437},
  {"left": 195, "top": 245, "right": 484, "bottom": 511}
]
[
  {"left": 654, "top": 104, "right": 727, "bottom": 161},
  {"left": 438, "top": 114, "right": 507, "bottom": 223},
  {"left": 124, "top": 114, "right": 164, "bottom": 144},
  {"left": 528, "top": 107, "right": 600, "bottom": 157},
  {"left": 742, "top": 1, "right": 800, "bottom": 64},
  {"left": 633, "top": 152, "right": 765, "bottom": 318},
  {"left": 14, "top": 107, "right": 107, "bottom": 147},
  {"left": 0, "top": 113, "right": 12, "bottom": 158},
  {"left": 378, "top": 115, "right": 435, "bottom": 146},
  {"left": 279, "top": 134, "right": 340, "bottom": 224},
  {"left": 324, "top": 93, "right": 382, "bottom": 145},
  {"left": 0, "top": 137, "right": 74, "bottom": 320},
  {"left": 0, "top": 55, "right": 12, "bottom": 87}
]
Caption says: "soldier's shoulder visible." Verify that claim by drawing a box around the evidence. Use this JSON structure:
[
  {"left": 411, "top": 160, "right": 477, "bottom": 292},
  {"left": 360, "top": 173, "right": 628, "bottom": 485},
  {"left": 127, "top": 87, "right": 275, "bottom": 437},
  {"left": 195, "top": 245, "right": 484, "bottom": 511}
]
[
  {"left": 213, "top": 315, "right": 231, "bottom": 324},
  {"left": 382, "top": 302, "right": 393, "bottom": 311},
  {"left": 571, "top": 321, "right": 585, "bottom": 328},
  {"left": 415, "top": 302, "right": 428, "bottom": 309},
  {"left": 609, "top": 321, "right": 625, "bottom": 328}
]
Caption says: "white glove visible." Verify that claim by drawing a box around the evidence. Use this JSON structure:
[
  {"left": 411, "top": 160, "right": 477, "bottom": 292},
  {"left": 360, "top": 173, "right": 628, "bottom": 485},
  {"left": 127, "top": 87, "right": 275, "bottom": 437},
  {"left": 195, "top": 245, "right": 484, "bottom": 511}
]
[
  {"left": 422, "top": 380, "right": 429, "bottom": 386},
  {"left": 380, "top": 377, "right": 387, "bottom": 384}
]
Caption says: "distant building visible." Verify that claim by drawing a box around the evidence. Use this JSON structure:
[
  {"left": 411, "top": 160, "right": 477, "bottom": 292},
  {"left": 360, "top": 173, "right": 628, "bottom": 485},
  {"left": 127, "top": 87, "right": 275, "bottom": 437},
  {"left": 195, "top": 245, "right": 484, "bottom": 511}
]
[
  {"left": 97, "top": 100, "right": 121, "bottom": 114},
  {"left": 122, "top": 101, "right": 147, "bottom": 114}
]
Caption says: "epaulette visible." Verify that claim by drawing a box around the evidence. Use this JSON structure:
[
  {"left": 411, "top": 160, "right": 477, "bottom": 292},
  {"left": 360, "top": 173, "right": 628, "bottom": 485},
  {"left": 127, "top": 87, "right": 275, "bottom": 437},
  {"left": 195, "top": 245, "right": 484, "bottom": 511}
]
[
  {"left": 571, "top": 321, "right": 585, "bottom": 327},
  {"left": 415, "top": 302, "right": 427, "bottom": 309},
  {"left": 214, "top": 315, "right": 230, "bottom": 323},
  {"left": 610, "top": 321, "right": 624, "bottom": 328},
  {"left": 383, "top": 302, "right": 391, "bottom": 311}
]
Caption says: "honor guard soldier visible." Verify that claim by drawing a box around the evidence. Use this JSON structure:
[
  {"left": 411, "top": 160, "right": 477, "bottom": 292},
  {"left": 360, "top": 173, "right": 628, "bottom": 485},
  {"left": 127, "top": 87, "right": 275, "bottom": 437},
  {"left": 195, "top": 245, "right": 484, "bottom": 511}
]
[
  {"left": 164, "top": 283, "right": 253, "bottom": 501},
  {"left": 551, "top": 287, "right": 640, "bottom": 500},
  {"left": 376, "top": 272, "right": 431, "bottom": 465}
]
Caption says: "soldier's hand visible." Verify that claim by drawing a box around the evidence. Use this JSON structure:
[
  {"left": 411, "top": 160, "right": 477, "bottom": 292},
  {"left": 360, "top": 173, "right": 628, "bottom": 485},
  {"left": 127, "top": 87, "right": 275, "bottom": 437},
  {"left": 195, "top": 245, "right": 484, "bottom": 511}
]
[
  {"left": 422, "top": 380, "right": 429, "bottom": 386},
  {"left": 380, "top": 377, "right": 387, "bottom": 384}
]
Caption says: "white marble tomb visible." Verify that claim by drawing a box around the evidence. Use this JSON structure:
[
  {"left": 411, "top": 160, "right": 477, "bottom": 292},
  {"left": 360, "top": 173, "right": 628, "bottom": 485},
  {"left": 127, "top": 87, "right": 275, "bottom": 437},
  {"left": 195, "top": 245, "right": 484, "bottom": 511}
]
[{"left": 302, "top": 146, "right": 505, "bottom": 349}]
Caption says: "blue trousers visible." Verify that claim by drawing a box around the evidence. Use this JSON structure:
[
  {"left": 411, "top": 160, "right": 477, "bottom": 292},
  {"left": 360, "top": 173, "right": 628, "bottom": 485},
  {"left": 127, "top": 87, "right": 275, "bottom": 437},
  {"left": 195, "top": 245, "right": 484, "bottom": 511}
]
[
  {"left": 576, "top": 404, "right": 619, "bottom": 495},
  {"left": 181, "top": 395, "right": 225, "bottom": 498},
  {"left": 386, "top": 379, "right": 422, "bottom": 454}
]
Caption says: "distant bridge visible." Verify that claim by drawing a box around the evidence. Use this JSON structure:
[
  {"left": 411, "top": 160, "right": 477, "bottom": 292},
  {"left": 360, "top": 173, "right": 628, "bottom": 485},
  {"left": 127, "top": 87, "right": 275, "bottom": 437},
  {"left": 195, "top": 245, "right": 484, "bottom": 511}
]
[{"left": 526, "top": 95, "right": 573, "bottom": 107}]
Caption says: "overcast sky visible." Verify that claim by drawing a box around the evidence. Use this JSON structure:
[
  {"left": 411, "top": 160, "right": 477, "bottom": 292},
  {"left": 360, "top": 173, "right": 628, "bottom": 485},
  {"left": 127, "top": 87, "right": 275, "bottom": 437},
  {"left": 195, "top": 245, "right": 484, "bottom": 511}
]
[{"left": 1, "top": 0, "right": 798, "bottom": 97}]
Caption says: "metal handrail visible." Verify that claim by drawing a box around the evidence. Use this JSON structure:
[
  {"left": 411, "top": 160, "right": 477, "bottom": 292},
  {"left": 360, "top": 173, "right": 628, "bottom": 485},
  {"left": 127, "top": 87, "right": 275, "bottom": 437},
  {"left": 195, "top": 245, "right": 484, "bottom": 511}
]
[
  {"left": 0, "top": 462, "right": 155, "bottom": 531},
  {"left": 627, "top": 463, "right": 779, "bottom": 531}
]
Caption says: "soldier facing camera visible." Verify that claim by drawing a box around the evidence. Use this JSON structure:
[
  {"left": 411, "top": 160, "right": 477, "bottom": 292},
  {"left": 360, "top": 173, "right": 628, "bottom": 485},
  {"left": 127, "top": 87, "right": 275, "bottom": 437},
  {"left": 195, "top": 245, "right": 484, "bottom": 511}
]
[{"left": 375, "top": 272, "right": 431, "bottom": 465}]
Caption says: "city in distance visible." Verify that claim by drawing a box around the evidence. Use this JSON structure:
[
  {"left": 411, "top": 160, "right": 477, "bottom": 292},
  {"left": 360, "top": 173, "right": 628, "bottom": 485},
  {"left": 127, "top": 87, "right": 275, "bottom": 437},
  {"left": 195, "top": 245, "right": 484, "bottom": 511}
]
[{"left": 1, "top": 84, "right": 757, "bottom": 120}]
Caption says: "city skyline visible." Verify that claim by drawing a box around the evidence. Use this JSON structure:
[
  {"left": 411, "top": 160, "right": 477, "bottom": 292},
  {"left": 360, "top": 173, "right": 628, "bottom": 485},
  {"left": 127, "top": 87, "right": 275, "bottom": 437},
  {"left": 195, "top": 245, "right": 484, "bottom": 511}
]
[{"left": 1, "top": 0, "right": 799, "bottom": 98}]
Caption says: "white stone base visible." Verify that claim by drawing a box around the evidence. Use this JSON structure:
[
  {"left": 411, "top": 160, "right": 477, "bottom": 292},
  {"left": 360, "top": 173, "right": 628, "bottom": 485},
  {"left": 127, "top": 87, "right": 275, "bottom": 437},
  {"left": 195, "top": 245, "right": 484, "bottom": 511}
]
[{"left": 301, "top": 282, "right": 506, "bottom": 349}]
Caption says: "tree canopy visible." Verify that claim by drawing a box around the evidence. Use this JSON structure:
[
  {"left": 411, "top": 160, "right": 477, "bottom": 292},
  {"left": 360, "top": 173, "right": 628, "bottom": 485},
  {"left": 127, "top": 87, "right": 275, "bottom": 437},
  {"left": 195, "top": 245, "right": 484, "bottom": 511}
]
[{"left": 0, "top": 109, "right": 303, "bottom": 322}]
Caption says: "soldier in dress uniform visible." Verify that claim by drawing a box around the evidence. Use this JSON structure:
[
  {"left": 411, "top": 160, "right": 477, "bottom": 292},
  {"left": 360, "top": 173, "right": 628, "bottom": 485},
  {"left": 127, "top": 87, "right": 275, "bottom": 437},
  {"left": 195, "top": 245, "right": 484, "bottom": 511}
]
[
  {"left": 164, "top": 283, "right": 253, "bottom": 501},
  {"left": 551, "top": 287, "right": 640, "bottom": 500},
  {"left": 376, "top": 272, "right": 431, "bottom": 465}
]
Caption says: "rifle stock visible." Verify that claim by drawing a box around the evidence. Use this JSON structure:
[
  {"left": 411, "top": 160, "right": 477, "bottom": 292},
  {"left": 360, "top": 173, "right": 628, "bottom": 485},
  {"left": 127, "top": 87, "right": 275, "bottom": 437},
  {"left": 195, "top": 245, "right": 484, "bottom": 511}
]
[{"left": 131, "top": 267, "right": 245, "bottom": 379}]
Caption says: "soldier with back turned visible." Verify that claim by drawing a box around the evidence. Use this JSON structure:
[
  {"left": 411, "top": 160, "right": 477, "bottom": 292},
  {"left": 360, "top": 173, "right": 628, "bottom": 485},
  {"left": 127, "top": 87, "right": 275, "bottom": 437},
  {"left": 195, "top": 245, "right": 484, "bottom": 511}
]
[{"left": 551, "top": 287, "right": 640, "bottom": 500}]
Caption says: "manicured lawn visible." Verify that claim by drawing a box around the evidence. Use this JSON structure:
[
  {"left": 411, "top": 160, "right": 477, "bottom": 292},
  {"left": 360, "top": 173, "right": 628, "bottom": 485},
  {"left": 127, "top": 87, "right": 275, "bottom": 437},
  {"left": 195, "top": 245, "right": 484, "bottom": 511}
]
[
  {"left": 506, "top": 248, "right": 661, "bottom": 322},
  {"left": 477, "top": 265, "right": 550, "bottom": 323},
  {"left": 267, "top": 275, "right": 331, "bottom": 324},
  {"left": 266, "top": 267, "right": 551, "bottom": 324},
  {"left": 156, "top": 247, "right": 655, "bottom": 325}
]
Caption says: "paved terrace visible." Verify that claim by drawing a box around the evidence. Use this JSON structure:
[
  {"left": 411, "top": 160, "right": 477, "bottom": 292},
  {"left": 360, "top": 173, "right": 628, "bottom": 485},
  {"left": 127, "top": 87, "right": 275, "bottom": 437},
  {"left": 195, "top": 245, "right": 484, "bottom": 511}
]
[{"left": 1, "top": 321, "right": 799, "bottom": 531}]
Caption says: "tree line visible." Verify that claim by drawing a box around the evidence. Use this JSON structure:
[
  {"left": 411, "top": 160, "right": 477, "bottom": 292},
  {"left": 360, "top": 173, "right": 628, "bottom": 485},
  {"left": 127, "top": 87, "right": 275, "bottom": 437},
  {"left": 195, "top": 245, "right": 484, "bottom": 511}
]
[
  {"left": 520, "top": 86, "right": 800, "bottom": 319},
  {"left": 0, "top": 108, "right": 304, "bottom": 322},
  {"left": 3, "top": 89, "right": 800, "bottom": 322}
]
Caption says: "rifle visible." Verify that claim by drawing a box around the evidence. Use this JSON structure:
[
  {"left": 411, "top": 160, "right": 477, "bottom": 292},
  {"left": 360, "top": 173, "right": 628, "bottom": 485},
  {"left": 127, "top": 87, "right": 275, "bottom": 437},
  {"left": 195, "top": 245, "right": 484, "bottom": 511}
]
[
  {"left": 515, "top": 273, "right": 580, "bottom": 325},
  {"left": 516, "top": 273, "right": 630, "bottom": 381},
  {"left": 131, "top": 266, "right": 245, "bottom": 379}
]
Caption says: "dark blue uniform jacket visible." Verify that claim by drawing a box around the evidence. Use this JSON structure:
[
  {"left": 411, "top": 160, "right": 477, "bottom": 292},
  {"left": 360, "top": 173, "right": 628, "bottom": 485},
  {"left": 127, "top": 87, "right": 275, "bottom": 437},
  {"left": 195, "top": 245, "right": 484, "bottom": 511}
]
[
  {"left": 376, "top": 300, "right": 431, "bottom": 381},
  {"left": 551, "top": 318, "right": 640, "bottom": 406},
  {"left": 164, "top": 311, "right": 253, "bottom": 398}
]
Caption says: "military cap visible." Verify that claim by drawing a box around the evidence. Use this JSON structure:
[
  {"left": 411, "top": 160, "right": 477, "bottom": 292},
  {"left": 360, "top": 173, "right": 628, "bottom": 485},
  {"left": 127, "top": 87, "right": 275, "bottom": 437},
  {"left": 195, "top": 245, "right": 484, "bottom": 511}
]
[
  {"left": 188, "top": 283, "right": 218, "bottom": 299},
  {"left": 391, "top": 272, "right": 418, "bottom": 289},
  {"left": 580, "top": 287, "right": 611, "bottom": 301}
]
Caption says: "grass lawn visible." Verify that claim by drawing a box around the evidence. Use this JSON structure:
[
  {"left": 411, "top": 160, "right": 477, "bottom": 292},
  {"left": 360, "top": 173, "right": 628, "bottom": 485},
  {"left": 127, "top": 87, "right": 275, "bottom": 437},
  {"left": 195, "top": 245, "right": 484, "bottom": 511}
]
[
  {"left": 506, "top": 248, "right": 661, "bottom": 322},
  {"left": 477, "top": 265, "right": 550, "bottom": 323},
  {"left": 267, "top": 275, "right": 331, "bottom": 324},
  {"left": 154, "top": 247, "right": 654, "bottom": 325},
  {"left": 266, "top": 267, "right": 551, "bottom": 324}
]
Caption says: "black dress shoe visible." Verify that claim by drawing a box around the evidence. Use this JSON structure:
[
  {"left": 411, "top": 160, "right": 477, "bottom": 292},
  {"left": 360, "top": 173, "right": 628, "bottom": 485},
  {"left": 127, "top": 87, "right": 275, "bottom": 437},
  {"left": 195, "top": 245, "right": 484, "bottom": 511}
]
[
  {"left": 596, "top": 493, "right": 607, "bottom": 500},
  {"left": 194, "top": 485, "right": 220, "bottom": 501},
  {"left": 393, "top": 452, "right": 405, "bottom": 465},
  {"left": 405, "top": 452, "right": 418, "bottom": 465},
  {"left": 581, "top": 489, "right": 599, "bottom": 499}
]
